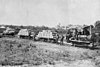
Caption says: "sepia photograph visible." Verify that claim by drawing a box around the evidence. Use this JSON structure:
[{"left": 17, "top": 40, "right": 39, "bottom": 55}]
[{"left": 0, "top": 0, "right": 100, "bottom": 67}]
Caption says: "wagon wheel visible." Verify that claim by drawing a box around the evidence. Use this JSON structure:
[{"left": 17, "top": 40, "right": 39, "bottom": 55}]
[
  {"left": 40, "top": 38, "right": 45, "bottom": 42},
  {"left": 53, "top": 39, "right": 58, "bottom": 43},
  {"left": 90, "top": 42, "right": 97, "bottom": 48},
  {"left": 50, "top": 39, "right": 57, "bottom": 43},
  {"left": 71, "top": 42, "right": 76, "bottom": 47},
  {"left": 71, "top": 42, "right": 74, "bottom": 46}
]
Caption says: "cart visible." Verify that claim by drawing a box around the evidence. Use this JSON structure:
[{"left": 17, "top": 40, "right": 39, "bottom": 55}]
[{"left": 69, "top": 35, "right": 95, "bottom": 48}]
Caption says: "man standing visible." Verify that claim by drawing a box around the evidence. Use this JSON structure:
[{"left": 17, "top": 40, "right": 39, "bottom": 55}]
[
  {"left": 73, "top": 29, "right": 78, "bottom": 40},
  {"left": 60, "top": 35, "right": 64, "bottom": 45},
  {"left": 66, "top": 30, "right": 72, "bottom": 43}
]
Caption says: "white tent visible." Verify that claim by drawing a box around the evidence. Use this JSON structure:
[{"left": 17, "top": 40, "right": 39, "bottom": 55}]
[
  {"left": 18, "top": 29, "right": 29, "bottom": 36},
  {"left": 3, "top": 27, "right": 15, "bottom": 34},
  {"left": 0, "top": 26, "right": 5, "bottom": 29}
]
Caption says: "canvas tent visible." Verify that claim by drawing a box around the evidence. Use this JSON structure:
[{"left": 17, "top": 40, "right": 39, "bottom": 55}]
[
  {"left": 0, "top": 26, "right": 6, "bottom": 33},
  {"left": 0, "top": 26, "right": 5, "bottom": 28},
  {"left": 18, "top": 29, "right": 29, "bottom": 36},
  {"left": 3, "top": 27, "right": 15, "bottom": 34}
]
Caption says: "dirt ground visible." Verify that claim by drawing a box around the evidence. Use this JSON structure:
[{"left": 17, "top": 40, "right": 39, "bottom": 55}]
[{"left": 0, "top": 37, "right": 100, "bottom": 67}]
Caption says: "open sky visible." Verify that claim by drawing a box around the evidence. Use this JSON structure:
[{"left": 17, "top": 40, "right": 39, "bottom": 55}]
[{"left": 0, "top": 0, "right": 100, "bottom": 27}]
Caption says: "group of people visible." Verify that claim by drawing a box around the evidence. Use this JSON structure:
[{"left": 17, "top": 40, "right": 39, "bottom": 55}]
[
  {"left": 58, "top": 29, "right": 77, "bottom": 45},
  {"left": 58, "top": 28, "right": 91, "bottom": 45}
]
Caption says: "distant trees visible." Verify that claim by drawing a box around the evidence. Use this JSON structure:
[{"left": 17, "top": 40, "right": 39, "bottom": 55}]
[
  {"left": 56, "top": 23, "right": 67, "bottom": 34},
  {"left": 1, "top": 25, "right": 51, "bottom": 33},
  {"left": 95, "top": 20, "right": 100, "bottom": 28}
]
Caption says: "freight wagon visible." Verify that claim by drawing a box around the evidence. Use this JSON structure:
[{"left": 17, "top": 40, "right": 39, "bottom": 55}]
[{"left": 35, "top": 30, "right": 59, "bottom": 43}]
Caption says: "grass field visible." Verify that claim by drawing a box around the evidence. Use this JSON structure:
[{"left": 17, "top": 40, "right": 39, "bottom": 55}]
[{"left": 0, "top": 37, "right": 99, "bottom": 67}]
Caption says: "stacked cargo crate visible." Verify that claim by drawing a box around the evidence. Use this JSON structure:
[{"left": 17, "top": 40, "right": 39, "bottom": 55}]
[{"left": 37, "top": 30, "right": 54, "bottom": 39}]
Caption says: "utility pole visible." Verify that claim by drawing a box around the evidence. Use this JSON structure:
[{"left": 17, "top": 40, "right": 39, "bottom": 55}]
[{"left": 90, "top": 25, "right": 92, "bottom": 35}]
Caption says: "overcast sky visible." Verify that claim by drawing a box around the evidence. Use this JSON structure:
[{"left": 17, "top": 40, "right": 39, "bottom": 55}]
[{"left": 0, "top": 0, "right": 100, "bottom": 27}]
